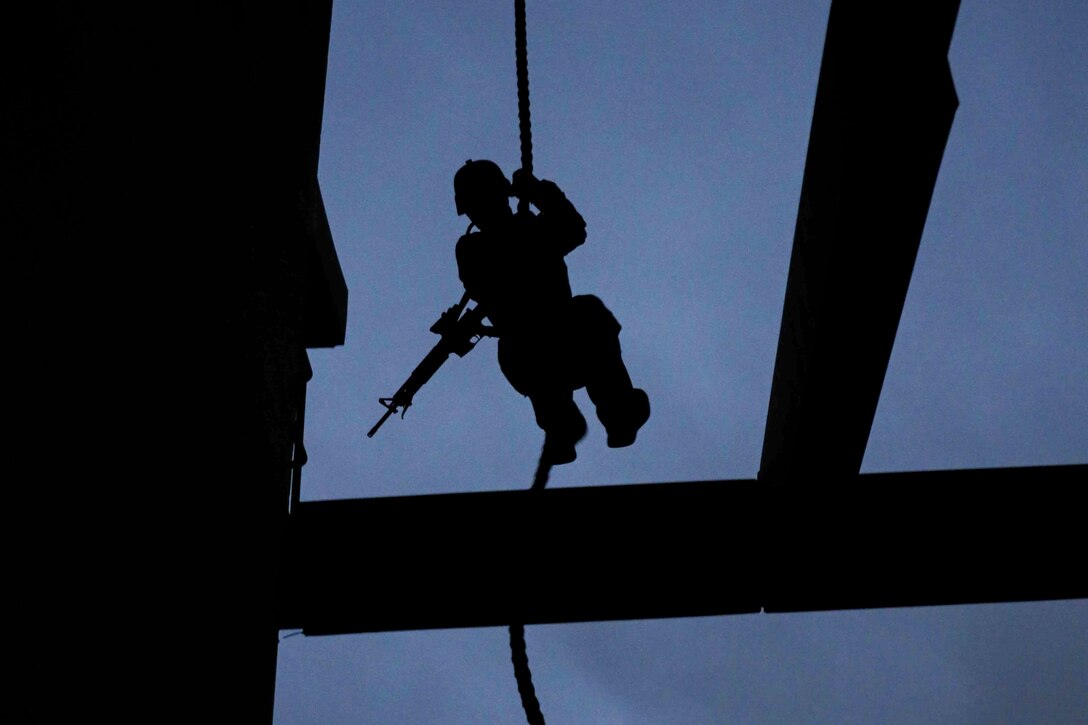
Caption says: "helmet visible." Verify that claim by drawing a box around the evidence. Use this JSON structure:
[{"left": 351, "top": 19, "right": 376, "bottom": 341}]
[{"left": 454, "top": 159, "right": 512, "bottom": 216}]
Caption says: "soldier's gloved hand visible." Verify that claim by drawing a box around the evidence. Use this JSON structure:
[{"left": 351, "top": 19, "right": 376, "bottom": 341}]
[{"left": 510, "top": 168, "right": 540, "bottom": 200}]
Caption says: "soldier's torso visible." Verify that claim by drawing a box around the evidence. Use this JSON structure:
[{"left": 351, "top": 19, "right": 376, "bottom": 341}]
[{"left": 457, "top": 214, "right": 573, "bottom": 335}]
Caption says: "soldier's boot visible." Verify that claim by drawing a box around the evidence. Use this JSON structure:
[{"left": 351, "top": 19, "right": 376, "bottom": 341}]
[{"left": 600, "top": 388, "right": 650, "bottom": 449}]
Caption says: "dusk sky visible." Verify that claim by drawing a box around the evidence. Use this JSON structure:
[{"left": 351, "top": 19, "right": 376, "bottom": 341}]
[{"left": 274, "top": 2, "right": 1086, "bottom": 722}]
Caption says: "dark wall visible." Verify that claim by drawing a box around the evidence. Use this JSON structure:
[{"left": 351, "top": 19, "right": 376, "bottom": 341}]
[{"left": 11, "top": 4, "right": 343, "bottom": 721}]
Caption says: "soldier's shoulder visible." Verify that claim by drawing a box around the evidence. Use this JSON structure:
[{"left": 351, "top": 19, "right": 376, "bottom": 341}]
[
  {"left": 456, "top": 230, "right": 484, "bottom": 260},
  {"left": 456, "top": 230, "right": 481, "bottom": 248}
]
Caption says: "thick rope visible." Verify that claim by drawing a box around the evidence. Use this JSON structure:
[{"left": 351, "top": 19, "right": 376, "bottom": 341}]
[
  {"left": 510, "top": 4, "right": 546, "bottom": 723},
  {"left": 510, "top": 445, "right": 550, "bottom": 724},
  {"left": 509, "top": 624, "right": 546, "bottom": 725},
  {"left": 514, "top": 0, "right": 533, "bottom": 214},
  {"left": 531, "top": 451, "right": 552, "bottom": 490}
]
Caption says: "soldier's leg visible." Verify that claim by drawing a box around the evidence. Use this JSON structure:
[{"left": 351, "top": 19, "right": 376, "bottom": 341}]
[
  {"left": 499, "top": 336, "right": 586, "bottom": 464},
  {"left": 571, "top": 295, "right": 650, "bottom": 448},
  {"left": 529, "top": 389, "right": 586, "bottom": 465}
]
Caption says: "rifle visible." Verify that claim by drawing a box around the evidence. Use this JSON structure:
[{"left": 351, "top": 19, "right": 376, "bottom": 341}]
[{"left": 367, "top": 292, "right": 496, "bottom": 438}]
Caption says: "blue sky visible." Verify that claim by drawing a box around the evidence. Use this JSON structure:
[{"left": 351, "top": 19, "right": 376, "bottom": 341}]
[{"left": 275, "top": 2, "right": 1086, "bottom": 722}]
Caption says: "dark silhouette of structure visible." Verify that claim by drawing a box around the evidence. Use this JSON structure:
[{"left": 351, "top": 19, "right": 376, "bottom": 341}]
[
  {"left": 14, "top": 3, "right": 343, "bottom": 720},
  {"left": 277, "top": 0, "right": 1084, "bottom": 647},
  {"left": 16, "top": 1, "right": 1084, "bottom": 723},
  {"left": 284, "top": 465, "right": 1085, "bottom": 634},
  {"left": 454, "top": 160, "right": 650, "bottom": 465}
]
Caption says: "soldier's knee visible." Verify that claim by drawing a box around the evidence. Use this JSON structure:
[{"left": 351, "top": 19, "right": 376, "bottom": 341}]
[
  {"left": 572, "top": 295, "right": 621, "bottom": 337},
  {"left": 498, "top": 339, "right": 534, "bottom": 396}
]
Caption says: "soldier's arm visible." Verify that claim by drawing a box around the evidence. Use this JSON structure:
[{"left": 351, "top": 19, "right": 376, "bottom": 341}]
[
  {"left": 455, "top": 233, "right": 480, "bottom": 299},
  {"left": 515, "top": 172, "right": 587, "bottom": 256}
]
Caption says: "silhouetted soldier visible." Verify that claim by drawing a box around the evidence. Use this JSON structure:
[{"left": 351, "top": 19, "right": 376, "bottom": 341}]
[{"left": 454, "top": 159, "right": 649, "bottom": 464}]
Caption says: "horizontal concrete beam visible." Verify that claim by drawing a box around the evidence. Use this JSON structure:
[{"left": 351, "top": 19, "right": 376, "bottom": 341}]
[{"left": 279, "top": 464, "right": 1086, "bottom": 635}]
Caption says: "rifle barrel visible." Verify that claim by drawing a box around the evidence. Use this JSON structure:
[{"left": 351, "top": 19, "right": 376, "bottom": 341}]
[
  {"left": 367, "top": 299, "right": 488, "bottom": 439},
  {"left": 367, "top": 405, "right": 397, "bottom": 438}
]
